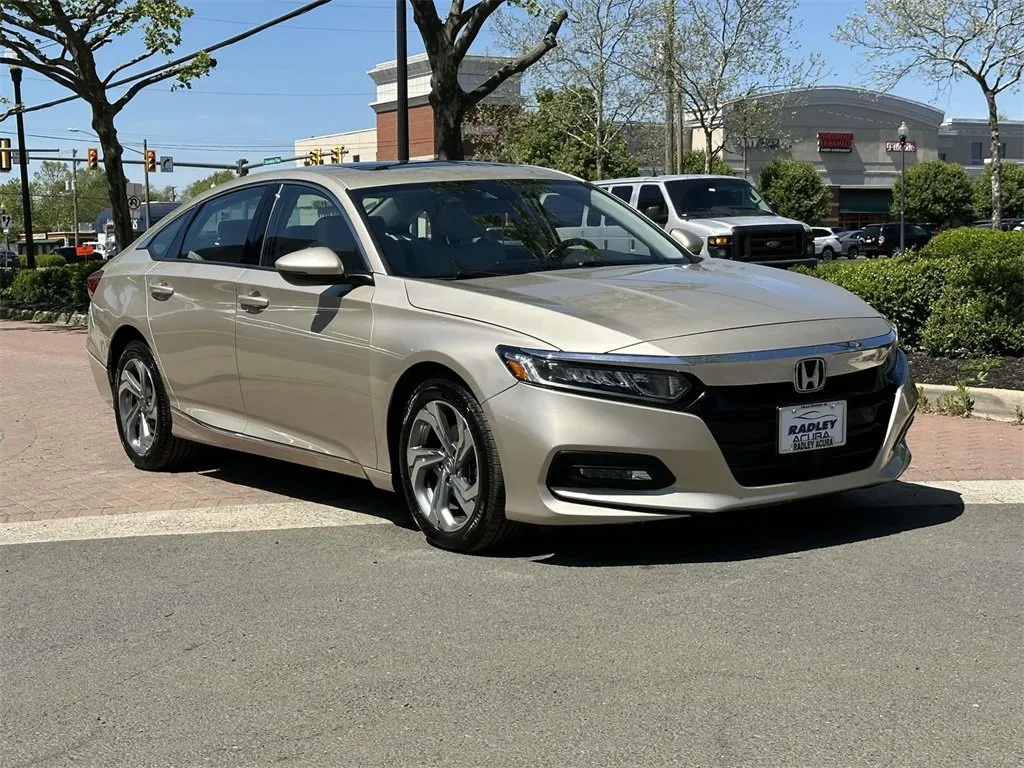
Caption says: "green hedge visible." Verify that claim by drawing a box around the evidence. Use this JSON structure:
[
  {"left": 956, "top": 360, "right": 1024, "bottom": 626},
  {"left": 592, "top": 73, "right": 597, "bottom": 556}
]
[
  {"left": 0, "top": 261, "right": 101, "bottom": 314},
  {"left": 799, "top": 228, "right": 1024, "bottom": 358},
  {"left": 19, "top": 253, "right": 68, "bottom": 268}
]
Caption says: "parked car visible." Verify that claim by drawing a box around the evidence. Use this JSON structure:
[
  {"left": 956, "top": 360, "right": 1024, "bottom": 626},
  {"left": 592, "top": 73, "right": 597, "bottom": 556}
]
[
  {"left": 86, "top": 161, "right": 916, "bottom": 553},
  {"left": 970, "top": 219, "right": 1024, "bottom": 231},
  {"left": 810, "top": 227, "right": 843, "bottom": 260},
  {"left": 836, "top": 229, "right": 863, "bottom": 258},
  {"left": 857, "top": 222, "right": 932, "bottom": 257},
  {"left": 593, "top": 174, "right": 817, "bottom": 268},
  {"left": 0, "top": 245, "right": 18, "bottom": 269}
]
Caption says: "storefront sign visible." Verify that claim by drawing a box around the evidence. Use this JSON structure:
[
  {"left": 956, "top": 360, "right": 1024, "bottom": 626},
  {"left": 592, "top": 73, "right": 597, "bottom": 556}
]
[
  {"left": 885, "top": 139, "right": 917, "bottom": 152},
  {"left": 817, "top": 132, "right": 854, "bottom": 153}
]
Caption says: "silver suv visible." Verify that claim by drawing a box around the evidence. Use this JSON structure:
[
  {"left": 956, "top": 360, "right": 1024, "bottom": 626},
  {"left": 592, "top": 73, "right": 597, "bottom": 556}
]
[{"left": 595, "top": 174, "right": 817, "bottom": 268}]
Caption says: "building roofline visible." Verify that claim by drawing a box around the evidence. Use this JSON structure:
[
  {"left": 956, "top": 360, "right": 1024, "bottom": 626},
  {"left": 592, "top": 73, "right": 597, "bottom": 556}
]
[{"left": 731, "top": 85, "right": 946, "bottom": 126}]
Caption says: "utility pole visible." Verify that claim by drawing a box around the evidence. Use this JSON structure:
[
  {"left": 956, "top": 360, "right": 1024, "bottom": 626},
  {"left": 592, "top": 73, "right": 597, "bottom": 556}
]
[
  {"left": 169, "top": 186, "right": 176, "bottom": 202},
  {"left": 663, "top": 0, "right": 676, "bottom": 175},
  {"left": 71, "top": 147, "right": 79, "bottom": 247}
]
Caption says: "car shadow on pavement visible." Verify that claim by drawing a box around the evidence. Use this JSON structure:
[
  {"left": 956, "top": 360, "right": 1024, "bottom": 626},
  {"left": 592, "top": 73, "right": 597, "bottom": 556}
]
[
  {"left": 185, "top": 448, "right": 416, "bottom": 530},
  {"left": 520, "top": 483, "right": 966, "bottom": 567},
  {"left": 0, "top": 322, "right": 86, "bottom": 334}
]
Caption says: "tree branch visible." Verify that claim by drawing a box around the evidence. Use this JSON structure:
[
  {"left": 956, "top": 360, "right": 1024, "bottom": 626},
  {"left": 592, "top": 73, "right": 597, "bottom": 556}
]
[
  {"left": 112, "top": 64, "right": 194, "bottom": 113},
  {"left": 465, "top": 10, "right": 568, "bottom": 106},
  {"left": 411, "top": 0, "right": 446, "bottom": 65},
  {"left": 453, "top": 0, "right": 505, "bottom": 59},
  {"left": 103, "top": 49, "right": 160, "bottom": 85}
]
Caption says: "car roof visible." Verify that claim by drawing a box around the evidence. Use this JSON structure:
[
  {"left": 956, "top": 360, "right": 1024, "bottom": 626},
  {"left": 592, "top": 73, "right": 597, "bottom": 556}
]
[
  {"left": 190, "top": 161, "right": 580, "bottom": 203},
  {"left": 595, "top": 174, "right": 739, "bottom": 185}
]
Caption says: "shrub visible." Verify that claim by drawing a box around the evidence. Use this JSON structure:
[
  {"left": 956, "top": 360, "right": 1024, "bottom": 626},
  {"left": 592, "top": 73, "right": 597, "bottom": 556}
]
[
  {"left": 797, "top": 257, "right": 946, "bottom": 348},
  {"left": 0, "top": 261, "right": 100, "bottom": 313},
  {"left": 913, "top": 226, "right": 1024, "bottom": 261},
  {"left": 19, "top": 253, "right": 68, "bottom": 268},
  {"left": 798, "top": 228, "right": 1024, "bottom": 358}
]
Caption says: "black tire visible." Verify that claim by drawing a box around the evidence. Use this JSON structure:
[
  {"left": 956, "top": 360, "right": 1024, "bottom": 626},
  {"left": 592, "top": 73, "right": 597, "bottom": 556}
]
[
  {"left": 397, "top": 377, "right": 520, "bottom": 554},
  {"left": 847, "top": 246, "right": 858, "bottom": 259},
  {"left": 821, "top": 246, "right": 834, "bottom": 260},
  {"left": 113, "top": 340, "right": 194, "bottom": 471}
]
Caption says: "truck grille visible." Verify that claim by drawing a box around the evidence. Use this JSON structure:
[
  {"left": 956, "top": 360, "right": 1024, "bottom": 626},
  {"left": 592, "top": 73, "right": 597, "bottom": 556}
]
[
  {"left": 688, "top": 365, "right": 898, "bottom": 487},
  {"left": 733, "top": 225, "right": 806, "bottom": 262}
]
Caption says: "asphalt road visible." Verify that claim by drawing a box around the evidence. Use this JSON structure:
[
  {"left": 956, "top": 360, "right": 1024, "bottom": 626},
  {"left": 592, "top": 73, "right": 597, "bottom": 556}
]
[{"left": 2, "top": 494, "right": 1021, "bottom": 768}]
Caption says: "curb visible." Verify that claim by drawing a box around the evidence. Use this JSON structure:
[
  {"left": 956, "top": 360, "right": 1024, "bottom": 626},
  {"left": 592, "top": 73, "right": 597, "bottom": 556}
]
[
  {"left": 918, "top": 382, "right": 1024, "bottom": 424},
  {"left": 0, "top": 307, "right": 88, "bottom": 327}
]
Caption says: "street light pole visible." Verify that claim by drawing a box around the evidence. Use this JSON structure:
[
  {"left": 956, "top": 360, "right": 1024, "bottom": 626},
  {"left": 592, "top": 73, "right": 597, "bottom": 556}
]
[
  {"left": 396, "top": 0, "right": 409, "bottom": 163},
  {"left": 142, "top": 138, "right": 152, "bottom": 230},
  {"left": 71, "top": 148, "right": 80, "bottom": 248},
  {"left": 898, "top": 120, "right": 909, "bottom": 256},
  {"left": 7, "top": 51, "right": 36, "bottom": 269}
]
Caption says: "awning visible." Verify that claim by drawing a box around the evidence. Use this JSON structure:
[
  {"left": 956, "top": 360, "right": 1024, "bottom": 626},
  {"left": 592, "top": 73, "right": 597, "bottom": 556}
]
[{"left": 838, "top": 188, "right": 892, "bottom": 214}]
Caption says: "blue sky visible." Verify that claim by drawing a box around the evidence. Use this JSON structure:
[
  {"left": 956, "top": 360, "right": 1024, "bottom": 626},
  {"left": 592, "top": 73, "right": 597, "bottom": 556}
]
[{"left": 2, "top": 0, "right": 1021, "bottom": 190}]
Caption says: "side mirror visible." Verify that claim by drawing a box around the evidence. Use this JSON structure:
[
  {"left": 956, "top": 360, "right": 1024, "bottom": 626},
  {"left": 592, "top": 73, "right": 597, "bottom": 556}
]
[{"left": 274, "top": 246, "right": 371, "bottom": 286}]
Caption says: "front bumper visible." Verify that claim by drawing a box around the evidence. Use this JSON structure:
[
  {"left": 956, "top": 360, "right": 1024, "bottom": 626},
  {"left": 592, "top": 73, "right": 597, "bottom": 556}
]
[{"left": 483, "top": 362, "right": 917, "bottom": 526}]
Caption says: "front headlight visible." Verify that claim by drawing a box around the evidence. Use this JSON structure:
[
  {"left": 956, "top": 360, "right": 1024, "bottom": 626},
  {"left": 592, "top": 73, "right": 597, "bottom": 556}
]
[
  {"left": 882, "top": 326, "right": 900, "bottom": 375},
  {"left": 497, "top": 347, "right": 690, "bottom": 404}
]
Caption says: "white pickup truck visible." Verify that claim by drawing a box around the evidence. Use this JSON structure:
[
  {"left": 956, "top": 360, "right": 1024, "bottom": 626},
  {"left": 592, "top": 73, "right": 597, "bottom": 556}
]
[{"left": 594, "top": 174, "right": 817, "bottom": 268}]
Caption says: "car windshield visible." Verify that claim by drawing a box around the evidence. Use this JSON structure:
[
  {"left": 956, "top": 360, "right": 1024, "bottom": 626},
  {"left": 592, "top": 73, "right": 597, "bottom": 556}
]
[
  {"left": 663, "top": 178, "right": 774, "bottom": 218},
  {"left": 348, "top": 178, "right": 695, "bottom": 279}
]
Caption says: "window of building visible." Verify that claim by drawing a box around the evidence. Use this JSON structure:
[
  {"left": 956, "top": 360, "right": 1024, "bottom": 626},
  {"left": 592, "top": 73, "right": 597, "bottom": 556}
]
[
  {"left": 352, "top": 155, "right": 361, "bottom": 162},
  {"left": 999, "top": 143, "right": 1007, "bottom": 159},
  {"left": 970, "top": 142, "right": 983, "bottom": 164},
  {"left": 939, "top": 153, "right": 947, "bottom": 161}
]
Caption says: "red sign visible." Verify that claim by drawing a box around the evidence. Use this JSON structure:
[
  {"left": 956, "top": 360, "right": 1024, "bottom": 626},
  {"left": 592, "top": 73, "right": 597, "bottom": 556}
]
[
  {"left": 885, "top": 139, "right": 917, "bottom": 152},
  {"left": 817, "top": 132, "right": 854, "bottom": 153}
]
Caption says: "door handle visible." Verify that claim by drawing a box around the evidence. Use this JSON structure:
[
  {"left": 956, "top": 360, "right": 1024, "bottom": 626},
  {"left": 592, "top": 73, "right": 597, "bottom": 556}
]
[
  {"left": 150, "top": 283, "right": 174, "bottom": 300},
  {"left": 239, "top": 291, "right": 270, "bottom": 311}
]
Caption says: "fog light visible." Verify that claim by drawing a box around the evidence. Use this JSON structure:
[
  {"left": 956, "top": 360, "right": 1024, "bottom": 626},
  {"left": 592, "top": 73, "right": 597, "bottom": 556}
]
[
  {"left": 547, "top": 451, "right": 675, "bottom": 491},
  {"left": 715, "top": 247, "right": 730, "bottom": 258},
  {"left": 575, "top": 466, "right": 653, "bottom": 482}
]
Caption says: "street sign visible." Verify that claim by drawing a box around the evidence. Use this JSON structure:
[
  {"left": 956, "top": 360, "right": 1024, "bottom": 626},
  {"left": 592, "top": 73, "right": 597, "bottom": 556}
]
[
  {"left": 160, "top": 156, "right": 174, "bottom": 173},
  {"left": 0, "top": 213, "right": 11, "bottom": 231},
  {"left": 127, "top": 195, "right": 141, "bottom": 210},
  {"left": 10, "top": 149, "right": 26, "bottom": 165},
  {"left": 131, "top": 219, "right": 139, "bottom": 231},
  {"left": 263, "top": 156, "right": 282, "bottom": 165}
]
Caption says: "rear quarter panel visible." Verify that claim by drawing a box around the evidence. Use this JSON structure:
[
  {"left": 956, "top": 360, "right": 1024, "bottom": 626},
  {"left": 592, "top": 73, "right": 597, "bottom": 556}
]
[{"left": 86, "top": 250, "right": 156, "bottom": 377}]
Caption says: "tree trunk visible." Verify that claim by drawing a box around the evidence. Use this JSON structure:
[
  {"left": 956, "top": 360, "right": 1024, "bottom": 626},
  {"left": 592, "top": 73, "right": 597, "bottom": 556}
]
[
  {"left": 90, "top": 103, "right": 133, "bottom": 253},
  {"left": 433, "top": 96, "right": 466, "bottom": 160},
  {"left": 595, "top": 102, "right": 604, "bottom": 180},
  {"left": 985, "top": 90, "right": 1002, "bottom": 227},
  {"left": 703, "top": 129, "right": 714, "bottom": 174}
]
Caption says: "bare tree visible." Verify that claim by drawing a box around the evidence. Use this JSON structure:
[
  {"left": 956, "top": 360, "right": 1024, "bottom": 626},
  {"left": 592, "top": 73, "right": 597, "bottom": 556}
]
[
  {"left": 655, "top": 0, "right": 824, "bottom": 174},
  {"left": 494, "top": 0, "right": 653, "bottom": 178},
  {"left": 834, "top": 0, "right": 1024, "bottom": 227},
  {"left": 1, "top": 1, "right": 213, "bottom": 251},
  {"left": 720, "top": 94, "right": 798, "bottom": 180},
  {"left": 410, "top": 0, "right": 567, "bottom": 160}
]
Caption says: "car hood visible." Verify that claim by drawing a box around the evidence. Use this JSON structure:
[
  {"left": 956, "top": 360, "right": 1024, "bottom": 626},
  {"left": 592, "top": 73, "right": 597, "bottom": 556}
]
[
  {"left": 404, "top": 260, "right": 887, "bottom": 353},
  {"left": 682, "top": 215, "right": 806, "bottom": 236}
]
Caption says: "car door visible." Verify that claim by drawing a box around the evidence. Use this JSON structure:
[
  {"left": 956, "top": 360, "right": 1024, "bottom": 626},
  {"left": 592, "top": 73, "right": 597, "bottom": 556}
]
[
  {"left": 234, "top": 182, "right": 377, "bottom": 467},
  {"left": 145, "top": 183, "right": 272, "bottom": 433}
]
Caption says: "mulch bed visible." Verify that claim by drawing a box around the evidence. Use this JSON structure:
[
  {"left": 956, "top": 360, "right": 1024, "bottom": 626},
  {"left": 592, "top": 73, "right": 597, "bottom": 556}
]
[{"left": 906, "top": 351, "right": 1024, "bottom": 391}]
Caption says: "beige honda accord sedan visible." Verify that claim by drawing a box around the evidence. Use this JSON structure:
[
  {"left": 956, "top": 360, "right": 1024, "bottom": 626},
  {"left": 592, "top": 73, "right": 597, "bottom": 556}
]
[{"left": 86, "top": 161, "right": 917, "bottom": 553}]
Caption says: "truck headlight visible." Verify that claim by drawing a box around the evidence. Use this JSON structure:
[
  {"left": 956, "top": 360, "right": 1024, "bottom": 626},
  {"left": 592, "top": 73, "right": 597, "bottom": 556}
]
[
  {"left": 497, "top": 347, "right": 690, "bottom": 404},
  {"left": 707, "top": 235, "right": 733, "bottom": 258}
]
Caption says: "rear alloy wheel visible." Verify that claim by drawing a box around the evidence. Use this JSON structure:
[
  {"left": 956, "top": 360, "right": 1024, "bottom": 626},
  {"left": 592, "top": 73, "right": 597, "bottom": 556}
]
[
  {"left": 398, "top": 378, "right": 519, "bottom": 553},
  {"left": 821, "top": 246, "right": 835, "bottom": 260},
  {"left": 114, "top": 340, "right": 193, "bottom": 471},
  {"left": 847, "top": 246, "right": 858, "bottom": 259}
]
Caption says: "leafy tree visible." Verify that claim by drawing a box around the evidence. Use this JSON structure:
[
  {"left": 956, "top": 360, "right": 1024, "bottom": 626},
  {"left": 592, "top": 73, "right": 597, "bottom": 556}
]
[
  {"left": 0, "top": 177, "right": 23, "bottom": 239},
  {"left": 757, "top": 158, "right": 830, "bottom": 224},
  {"left": 463, "top": 102, "right": 527, "bottom": 163},
  {"left": 835, "top": 0, "right": 1024, "bottom": 227},
  {"left": 889, "top": 160, "right": 973, "bottom": 225},
  {"left": 1, "top": 1, "right": 214, "bottom": 255},
  {"left": 410, "top": 0, "right": 567, "bottom": 160},
  {"left": 678, "top": 149, "right": 732, "bottom": 176},
  {"left": 182, "top": 170, "right": 235, "bottom": 201},
  {"left": 647, "top": 0, "right": 823, "bottom": 174},
  {"left": 973, "top": 163, "right": 1024, "bottom": 220},
  {"left": 495, "top": 0, "right": 652, "bottom": 178},
  {"left": 510, "top": 88, "right": 639, "bottom": 180}
]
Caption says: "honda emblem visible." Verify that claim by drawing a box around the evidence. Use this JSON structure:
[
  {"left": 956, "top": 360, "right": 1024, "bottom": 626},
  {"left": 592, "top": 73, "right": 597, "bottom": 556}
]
[
  {"left": 766, "top": 240, "right": 780, "bottom": 248},
  {"left": 794, "top": 358, "right": 826, "bottom": 393}
]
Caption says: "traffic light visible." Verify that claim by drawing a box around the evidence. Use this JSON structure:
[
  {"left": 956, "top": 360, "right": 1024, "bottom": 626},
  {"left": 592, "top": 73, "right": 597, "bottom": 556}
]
[
  {"left": 0, "top": 138, "right": 10, "bottom": 173},
  {"left": 144, "top": 149, "right": 156, "bottom": 173},
  {"left": 330, "top": 145, "right": 344, "bottom": 164},
  {"left": 236, "top": 158, "right": 248, "bottom": 177},
  {"left": 87, "top": 147, "right": 98, "bottom": 170},
  {"left": 311, "top": 148, "right": 323, "bottom": 165}
]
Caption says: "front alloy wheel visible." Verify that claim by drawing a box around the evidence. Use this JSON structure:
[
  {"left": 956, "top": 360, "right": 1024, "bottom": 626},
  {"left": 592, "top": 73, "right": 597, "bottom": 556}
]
[
  {"left": 113, "top": 340, "right": 194, "bottom": 471},
  {"left": 398, "top": 378, "right": 519, "bottom": 553}
]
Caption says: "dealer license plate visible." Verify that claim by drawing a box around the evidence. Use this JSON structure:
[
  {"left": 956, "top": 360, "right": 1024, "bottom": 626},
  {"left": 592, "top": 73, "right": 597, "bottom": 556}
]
[{"left": 778, "top": 401, "right": 847, "bottom": 454}]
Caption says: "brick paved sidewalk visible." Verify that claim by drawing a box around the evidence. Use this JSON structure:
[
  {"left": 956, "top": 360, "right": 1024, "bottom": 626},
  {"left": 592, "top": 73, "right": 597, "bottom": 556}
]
[{"left": 1, "top": 320, "right": 1022, "bottom": 524}]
